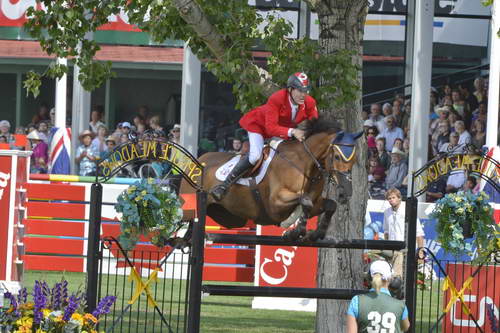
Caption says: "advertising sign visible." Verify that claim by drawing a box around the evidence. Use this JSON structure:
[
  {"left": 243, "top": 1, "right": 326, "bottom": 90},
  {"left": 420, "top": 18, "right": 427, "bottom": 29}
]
[{"left": 444, "top": 263, "right": 499, "bottom": 333}]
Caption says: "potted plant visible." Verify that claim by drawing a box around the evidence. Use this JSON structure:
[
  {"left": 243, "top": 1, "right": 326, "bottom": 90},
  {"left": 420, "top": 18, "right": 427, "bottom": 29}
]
[
  {"left": 115, "top": 178, "right": 184, "bottom": 250},
  {"left": 430, "top": 191, "right": 500, "bottom": 260}
]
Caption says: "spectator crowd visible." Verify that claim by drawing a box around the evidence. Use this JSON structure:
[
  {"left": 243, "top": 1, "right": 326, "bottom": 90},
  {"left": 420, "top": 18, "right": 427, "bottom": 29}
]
[{"left": 0, "top": 76, "right": 497, "bottom": 203}]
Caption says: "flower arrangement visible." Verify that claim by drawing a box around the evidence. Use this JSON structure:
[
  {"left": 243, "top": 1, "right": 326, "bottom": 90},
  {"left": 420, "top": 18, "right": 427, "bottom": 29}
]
[
  {"left": 0, "top": 280, "right": 116, "bottom": 332},
  {"left": 430, "top": 191, "right": 499, "bottom": 259},
  {"left": 115, "top": 178, "right": 183, "bottom": 250}
]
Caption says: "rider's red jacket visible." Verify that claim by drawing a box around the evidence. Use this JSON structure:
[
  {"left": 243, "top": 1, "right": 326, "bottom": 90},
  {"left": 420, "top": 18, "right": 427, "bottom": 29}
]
[{"left": 239, "top": 89, "right": 318, "bottom": 139}]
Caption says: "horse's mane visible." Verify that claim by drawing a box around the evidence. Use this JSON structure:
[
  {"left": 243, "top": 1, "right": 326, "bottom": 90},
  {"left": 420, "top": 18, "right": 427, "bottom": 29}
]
[{"left": 297, "top": 115, "right": 341, "bottom": 137}]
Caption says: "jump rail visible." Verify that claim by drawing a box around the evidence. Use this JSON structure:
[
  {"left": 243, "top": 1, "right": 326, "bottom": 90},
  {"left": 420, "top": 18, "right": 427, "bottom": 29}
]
[
  {"left": 206, "top": 233, "right": 406, "bottom": 250},
  {"left": 202, "top": 285, "right": 368, "bottom": 299}
]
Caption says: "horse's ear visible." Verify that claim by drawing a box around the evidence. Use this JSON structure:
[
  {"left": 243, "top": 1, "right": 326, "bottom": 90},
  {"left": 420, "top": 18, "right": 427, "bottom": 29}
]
[{"left": 353, "top": 131, "right": 364, "bottom": 140}]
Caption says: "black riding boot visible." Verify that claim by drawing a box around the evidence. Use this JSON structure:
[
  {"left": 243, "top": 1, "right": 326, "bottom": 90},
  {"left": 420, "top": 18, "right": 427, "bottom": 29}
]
[{"left": 210, "top": 156, "right": 253, "bottom": 201}]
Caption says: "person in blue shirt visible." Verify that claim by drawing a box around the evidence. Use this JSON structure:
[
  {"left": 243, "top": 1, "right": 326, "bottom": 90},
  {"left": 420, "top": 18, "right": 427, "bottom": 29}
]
[{"left": 346, "top": 260, "right": 410, "bottom": 333}]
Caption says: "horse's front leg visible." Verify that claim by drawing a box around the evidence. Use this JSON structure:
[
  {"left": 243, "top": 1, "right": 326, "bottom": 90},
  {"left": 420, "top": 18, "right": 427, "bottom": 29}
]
[
  {"left": 304, "top": 198, "right": 337, "bottom": 242},
  {"left": 273, "top": 189, "right": 307, "bottom": 241}
]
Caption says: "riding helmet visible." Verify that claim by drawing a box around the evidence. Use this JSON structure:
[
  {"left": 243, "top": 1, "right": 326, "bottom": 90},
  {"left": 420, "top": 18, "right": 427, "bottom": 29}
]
[{"left": 287, "top": 72, "right": 311, "bottom": 93}]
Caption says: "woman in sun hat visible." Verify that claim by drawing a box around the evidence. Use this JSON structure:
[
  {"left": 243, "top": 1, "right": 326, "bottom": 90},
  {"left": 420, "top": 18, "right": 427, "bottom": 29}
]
[
  {"left": 27, "top": 130, "right": 48, "bottom": 174},
  {"left": 346, "top": 260, "right": 410, "bottom": 332}
]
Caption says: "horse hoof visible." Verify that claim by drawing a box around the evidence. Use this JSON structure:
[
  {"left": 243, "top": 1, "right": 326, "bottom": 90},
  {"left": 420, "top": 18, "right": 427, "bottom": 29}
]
[{"left": 299, "top": 196, "right": 313, "bottom": 209}]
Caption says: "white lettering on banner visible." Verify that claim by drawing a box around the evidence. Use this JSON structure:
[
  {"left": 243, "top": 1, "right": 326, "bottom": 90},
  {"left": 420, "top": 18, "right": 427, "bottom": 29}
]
[
  {"left": 1, "top": 0, "right": 36, "bottom": 20},
  {"left": 0, "top": 171, "right": 11, "bottom": 200},
  {"left": 260, "top": 247, "right": 297, "bottom": 285},
  {"left": 451, "top": 295, "right": 499, "bottom": 328}
]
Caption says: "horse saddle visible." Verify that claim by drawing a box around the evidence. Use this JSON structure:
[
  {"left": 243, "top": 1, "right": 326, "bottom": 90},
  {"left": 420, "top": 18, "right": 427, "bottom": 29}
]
[{"left": 215, "top": 139, "right": 282, "bottom": 186}]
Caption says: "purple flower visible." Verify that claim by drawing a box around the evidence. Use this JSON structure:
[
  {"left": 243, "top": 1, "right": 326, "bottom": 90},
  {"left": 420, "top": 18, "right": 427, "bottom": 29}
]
[
  {"left": 486, "top": 303, "right": 498, "bottom": 333},
  {"left": 92, "top": 295, "right": 117, "bottom": 319},
  {"left": 33, "top": 281, "right": 47, "bottom": 325},
  {"left": 61, "top": 280, "right": 68, "bottom": 303},
  {"left": 4, "top": 291, "right": 20, "bottom": 317},
  {"left": 51, "top": 282, "right": 63, "bottom": 310},
  {"left": 16, "top": 287, "right": 27, "bottom": 304},
  {"left": 62, "top": 294, "right": 81, "bottom": 321}
]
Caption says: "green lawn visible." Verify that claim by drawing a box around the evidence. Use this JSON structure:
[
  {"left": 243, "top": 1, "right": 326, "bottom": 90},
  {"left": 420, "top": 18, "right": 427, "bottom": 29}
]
[{"left": 23, "top": 270, "right": 448, "bottom": 333}]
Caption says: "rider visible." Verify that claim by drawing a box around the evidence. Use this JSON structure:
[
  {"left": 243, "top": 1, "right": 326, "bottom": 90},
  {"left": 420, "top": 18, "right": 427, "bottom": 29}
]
[{"left": 210, "top": 72, "right": 319, "bottom": 201}]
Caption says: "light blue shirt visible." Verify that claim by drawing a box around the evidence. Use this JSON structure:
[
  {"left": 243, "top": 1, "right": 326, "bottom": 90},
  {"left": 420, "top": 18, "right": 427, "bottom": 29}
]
[
  {"left": 381, "top": 126, "right": 404, "bottom": 151},
  {"left": 346, "top": 288, "right": 408, "bottom": 320}
]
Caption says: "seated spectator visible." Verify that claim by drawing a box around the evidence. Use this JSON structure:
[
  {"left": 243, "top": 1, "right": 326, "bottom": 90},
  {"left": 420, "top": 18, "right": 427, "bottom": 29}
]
[
  {"left": 392, "top": 100, "right": 405, "bottom": 128},
  {"left": 49, "top": 108, "right": 56, "bottom": 127},
  {"left": 363, "top": 119, "right": 374, "bottom": 132},
  {"left": 368, "top": 156, "right": 386, "bottom": 183},
  {"left": 375, "top": 137, "right": 390, "bottom": 170},
  {"left": 169, "top": 124, "right": 181, "bottom": 144},
  {"left": 119, "top": 133, "right": 129, "bottom": 144},
  {"left": 361, "top": 109, "right": 369, "bottom": 121},
  {"left": 27, "top": 130, "right": 48, "bottom": 174},
  {"left": 471, "top": 101, "right": 487, "bottom": 124},
  {"left": 382, "top": 103, "right": 393, "bottom": 117},
  {"left": 36, "top": 121, "right": 50, "bottom": 144},
  {"left": 0, "top": 120, "right": 14, "bottom": 144},
  {"left": 446, "top": 170, "right": 466, "bottom": 193},
  {"left": 426, "top": 176, "right": 447, "bottom": 202},
  {"left": 384, "top": 147, "right": 408, "bottom": 191},
  {"left": 0, "top": 135, "right": 7, "bottom": 143},
  {"left": 91, "top": 124, "right": 108, "bottom": 154},
  {"left": 463, "top": 176, "right": 477, "bottom": 193},
  {"left": 380, "top": 116, "right": 404, "bottom": 152},
  {"left": 451, "top": 89, "right": 471, "bottom": 124},
  {"left": 393, "top": 138, "right": 404, "bottom": 152},
  {"left": 430, "top": 106, "right": 450, "bottom": 137},
  {"left": 473, "top": 77, "right": 487, "bottom": 103},
  {"left": 101, "top": 136, "right": 117, "bottom": 159},
  {"left": 439, "top": 84, "right": 452, "bottom": 104},
  {"left": 403, "top": 138, "right": 410, "bottom": 156},
  {"left": 459, "top": 84, "right": 479, "bottom": 113},
  {"left": 369, "top": 103, "right": 386, "bottom": 133},
  {"left": 434, "top": 121, "right": 450, "bottom": 154},
  {"left": 89, "top": 109, "right": 105, "bottom": 134},
  {"left": 75, "top": 130, "right": 98, "bottom": 176},
  {"left": 448, "top": 110, "right": 461, "bottom": 132},
  {"left": 133, "top": 115, "right": 146, "bottom": 130},
  {"left": 440, "top": 131, "right": 462, "bottom": 153},
  {"left": 470, "top": 119, "right": 486, "bottom": 149},
  {"left": 121, "top": 122, "right": 132, "bottom": 137},
  {"left": 454, "top": 120, "right": 471, "bottom": 147},
  {"left": 366, "top": 126, "right": 378, "bottom": 155},
  {"left": 149, "top": 115, "right": 164, "bottom": 133}
]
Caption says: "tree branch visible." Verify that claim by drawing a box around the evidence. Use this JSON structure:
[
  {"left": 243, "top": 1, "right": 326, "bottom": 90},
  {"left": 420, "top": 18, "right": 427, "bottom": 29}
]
[{"left": 171, "top": 0, "right": 279, "bottom": 97}]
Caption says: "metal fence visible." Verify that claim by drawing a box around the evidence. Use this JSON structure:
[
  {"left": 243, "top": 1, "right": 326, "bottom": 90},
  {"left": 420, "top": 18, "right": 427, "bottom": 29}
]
[
  {"left": 415, "top": 249, "right": 499, "bottom": 333},
  {"left": 97, "top": 237, "right": 191, "bottom": 333}
]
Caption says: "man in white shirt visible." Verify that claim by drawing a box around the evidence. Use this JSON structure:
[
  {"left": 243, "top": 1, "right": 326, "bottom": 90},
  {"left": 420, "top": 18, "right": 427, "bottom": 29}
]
[{"left": 383, "top": 188, "right": 425, "bottom": 278}]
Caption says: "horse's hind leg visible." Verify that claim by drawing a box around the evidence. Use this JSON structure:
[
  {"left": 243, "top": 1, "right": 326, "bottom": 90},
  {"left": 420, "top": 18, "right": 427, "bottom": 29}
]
[{"left": 304, "top": 198, "right": 337, "bottom": 241}]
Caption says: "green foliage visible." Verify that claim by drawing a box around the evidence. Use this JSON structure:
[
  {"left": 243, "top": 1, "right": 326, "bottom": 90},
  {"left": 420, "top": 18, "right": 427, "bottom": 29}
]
[{"left": 24, "top": 0, "right": 360, "bottom": 112}]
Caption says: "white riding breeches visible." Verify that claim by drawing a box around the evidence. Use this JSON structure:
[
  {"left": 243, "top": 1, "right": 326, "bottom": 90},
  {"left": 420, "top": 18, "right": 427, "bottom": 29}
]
[{"left": 248, "top": 131, "right": 264, "bottom": 165}]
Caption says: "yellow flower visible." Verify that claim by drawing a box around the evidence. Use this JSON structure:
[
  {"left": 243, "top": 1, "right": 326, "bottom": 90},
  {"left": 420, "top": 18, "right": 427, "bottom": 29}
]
[
  {"left": 147, "top": 178, "right": 154, "bottom": 184},
  {"left": 455, "top": 196, "right": 462, "bottom": 202},
  {"left": 84, "top": 313, "right": 98, "bottom": 324},
  {"left": 457, "top": 208, "right": 464, "bottom": 214},
  {"left": 143, "top": 201, "right": 148, "bottom": 207},
  {"left": 42, "top": 308, "right": 51, "bottom": 318},
  {"left": 72, "top": 312, "right": 84, "bottom": 324},
  {"left": 483, "top": 206, "right": 490, "bottom": 212},
  {"left": 141, "top": 190, "right": 147, "bottom": 196},
  {"left": 135, "top": 196, "right": 142, "bottom": 202}
]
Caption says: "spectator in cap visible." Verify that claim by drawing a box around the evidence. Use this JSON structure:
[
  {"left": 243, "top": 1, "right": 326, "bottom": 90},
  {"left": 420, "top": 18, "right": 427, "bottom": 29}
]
[
  {"left": 346, "top": 260, "right": 410, "bottom": 333},
  {"left": 27, "top": 130, "right": 48, "bottom": 174},
  {"left": 75, "top": 130, "right": 98, "bottom": 176},
  {"left": 121, "top": 122, "right": 132, "bottom": 137},
  {"left": 384, "top": 147, "right": 408, "bottom": 192},
  {"left": 100, "top": 136, "right": 117, "bottom": 159}
]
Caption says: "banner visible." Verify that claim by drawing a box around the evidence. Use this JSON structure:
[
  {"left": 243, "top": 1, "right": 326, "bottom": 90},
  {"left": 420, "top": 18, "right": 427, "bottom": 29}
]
[{"left": 444, "top": 263, "right": 499, "bottom": 333}]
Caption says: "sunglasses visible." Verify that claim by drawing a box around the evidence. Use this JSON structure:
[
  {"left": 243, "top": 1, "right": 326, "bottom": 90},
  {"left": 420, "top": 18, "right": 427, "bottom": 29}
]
[{"left": 368, "top": 131, "right": 375, "bottom": 134}]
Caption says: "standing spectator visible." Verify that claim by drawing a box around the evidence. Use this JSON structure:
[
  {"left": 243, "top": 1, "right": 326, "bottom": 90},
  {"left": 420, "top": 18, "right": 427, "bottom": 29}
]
[
  {"left": 380, "top": 116, "right": 404, "bottom": 152},
  {"left": 37, "top": 121, "right": 50, "bottom": 144},
  {"left": 399, "top": 100, "right": 411, "bottom": 131},
  {"left": 384, "top": 147, "right": 408, "bottom": 192},
  {"left": 169, "top": 124, "right": 181, "bottom": 144},
  {"left": 440, "top": 84, "right": 452, "bottom": 104},
  {"left": 0, "top": 120, "right": 14, "bottom": 144},
  {"left": 402, "top": 138, "right": 410, "bottom": 156},
  {"left": 27, "top": 131, "right": 48, "bottom": 174},
  {"left": 75, "top": 130, "right": 98, "bottom": 176},
  {"left": 471, "top": 101, "right": 488, "bottom": 124},
  {"left": 346, "top": 260, "right": 410, "bottom": 333},
  {"left": 451, "top": 89, "right": 471, "bottom": 127},
  {"left": 366, "top": 126, "right": 378, "bottom": 156},
  {"left": 454, "top": 120, "right": 471, "bottom": 147},
  {"left": 382, "top": 103, "right": 393, "bottom": 117},
  {"left": 375, "top": 137, "right": 391, "bottom": 170},
  {"left": 459, "top": 84, "right": 479, "bottom": 112},
  {"left": 383, "top": 189, "right": 425, "bottom": 278},
  {"left": 49, "top": 108, "right": 56, "bottom": 128},
  {"left": 31, "top": 104, "right": 50, "bottom": 125},
  {"left": 447, "top": 110, "right": 461, "bottom": 132},
  {"left": 440, "top": 131, "right": 462, "bottom": 153},
  {"left": 91, "top": 125, "right": 108, "bottom": 154},
  {"left": 89, "top": 109, "right": 105, "bottom": 134},
  {"left": 133, "top": 115, "right": 146, "bottom": 130},
  {"left": 430, "top": 106, "right": 449, "bottom": 138},
  {"left": 392, "top": 100, "right": 405, "bottom": 128},
  {"left": 149, "top": 115, "right": 164, "bottom": 135},
  {"left": 369, "top": 103, "right": 386, "bottom": 134},
  {"left": 228, "top": 138, "right": 242, "bottom": 154}
]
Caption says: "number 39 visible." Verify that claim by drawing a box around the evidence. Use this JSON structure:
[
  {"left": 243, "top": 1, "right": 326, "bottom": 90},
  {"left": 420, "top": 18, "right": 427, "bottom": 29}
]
[{"left": 367, "top": 311, "right": 397, "bottom": 333}]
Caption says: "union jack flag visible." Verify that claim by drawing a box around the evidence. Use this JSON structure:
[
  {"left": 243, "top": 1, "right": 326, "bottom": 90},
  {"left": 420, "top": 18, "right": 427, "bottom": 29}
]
[{"left": 48, "top": 127, "right": 72, "bottom": 174}]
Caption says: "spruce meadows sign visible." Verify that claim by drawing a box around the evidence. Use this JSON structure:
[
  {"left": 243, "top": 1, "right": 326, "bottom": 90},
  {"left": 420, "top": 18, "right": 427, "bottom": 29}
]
[{"left": 97, "top": 140, "right": 203, "bottom": 189}]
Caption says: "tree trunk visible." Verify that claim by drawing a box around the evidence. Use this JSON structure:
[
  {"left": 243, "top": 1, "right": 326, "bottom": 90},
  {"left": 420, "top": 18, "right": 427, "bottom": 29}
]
[{"left": 314, "top": 1, "right": 368, "bottom": 332}]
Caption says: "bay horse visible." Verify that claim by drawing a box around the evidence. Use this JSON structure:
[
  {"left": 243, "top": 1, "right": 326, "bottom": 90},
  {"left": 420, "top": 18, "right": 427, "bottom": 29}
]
[{"left": 182, "top": 117, "right": 362, "bottom": 241}]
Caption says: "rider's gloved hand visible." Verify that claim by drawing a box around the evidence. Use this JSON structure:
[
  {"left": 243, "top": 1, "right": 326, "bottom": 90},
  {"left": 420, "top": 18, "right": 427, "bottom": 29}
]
[{"left": 292, "top": 128, "right": 306, "bottom": 141}]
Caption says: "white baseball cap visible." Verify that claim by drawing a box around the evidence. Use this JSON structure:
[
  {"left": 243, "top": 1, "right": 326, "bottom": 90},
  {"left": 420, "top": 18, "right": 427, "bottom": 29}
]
[{"left": 370, "top": 260, "right": 392, "bottom": 280}]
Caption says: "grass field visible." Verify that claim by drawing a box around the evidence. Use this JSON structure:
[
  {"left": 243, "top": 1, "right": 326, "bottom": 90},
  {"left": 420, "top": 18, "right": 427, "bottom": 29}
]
[{"left": 22, "top": 270, "right": 447, "bottom": 332}]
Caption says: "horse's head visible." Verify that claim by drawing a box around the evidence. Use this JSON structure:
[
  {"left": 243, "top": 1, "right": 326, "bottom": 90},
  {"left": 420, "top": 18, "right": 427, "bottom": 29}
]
[{"left": 328, "top": 130, "right": 363, "bottom": 202}]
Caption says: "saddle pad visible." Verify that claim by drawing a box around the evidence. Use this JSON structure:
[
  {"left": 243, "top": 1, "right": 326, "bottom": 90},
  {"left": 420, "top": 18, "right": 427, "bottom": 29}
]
[{"left": 215, "top": 139, "right": 282, "bottom": 186}]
